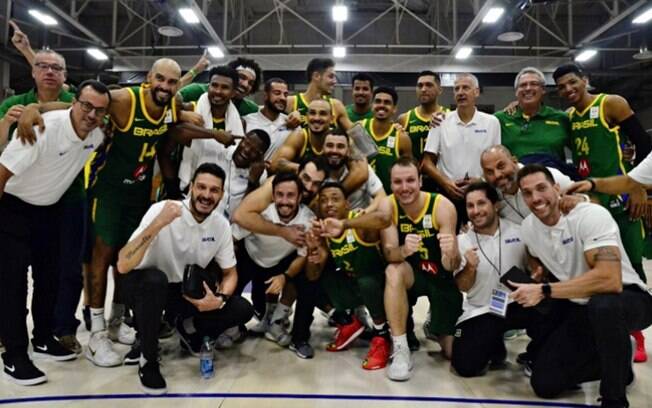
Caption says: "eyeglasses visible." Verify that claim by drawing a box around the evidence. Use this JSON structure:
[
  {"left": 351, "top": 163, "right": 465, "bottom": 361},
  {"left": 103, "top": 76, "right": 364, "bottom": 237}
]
[
  {"left": 34, "top": 62, "right": 65, "bottom": 73},
  {"left": 76, "top": 99, "right": 108, "bottom": 116}
]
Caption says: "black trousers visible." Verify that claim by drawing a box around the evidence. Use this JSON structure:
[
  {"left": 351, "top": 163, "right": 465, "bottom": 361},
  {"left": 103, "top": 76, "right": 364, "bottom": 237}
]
[
  {"left": 0, "top": 194, "right": 61, "bottom": 359},
  {"left": 451, "top": 302, "right": 541, "bottom": 377},
  {"left": 530, "top": 286, "right": 652, "bottom": 404}
]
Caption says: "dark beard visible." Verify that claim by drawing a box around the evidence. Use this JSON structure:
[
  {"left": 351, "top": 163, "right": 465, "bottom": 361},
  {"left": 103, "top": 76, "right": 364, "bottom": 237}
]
[{"left": 265, "top": 100, "right": 284, "bottom": 114}]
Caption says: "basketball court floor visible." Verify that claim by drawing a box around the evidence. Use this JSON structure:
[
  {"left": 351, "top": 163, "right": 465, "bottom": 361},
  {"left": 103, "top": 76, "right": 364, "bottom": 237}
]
[{"left": 1, "top": 266, "right": 651, "bottom": 408}]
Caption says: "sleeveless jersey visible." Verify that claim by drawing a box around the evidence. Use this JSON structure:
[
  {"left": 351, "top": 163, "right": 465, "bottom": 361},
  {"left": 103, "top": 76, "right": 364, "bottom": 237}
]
[
  {"left": 293, "top": 92, "right": 337, "bottom": 128},
  {"left": 391, "top": 192, "right": 447, "bottom": 278},
  {"left": 345, "top": 104, "right": 373, "bottom": 123},
  {"left": 402, "top": 105, "right": 448, "bottom": 161},
  {"left": 568, "top": 93, "right": 630, "bottom": 212},
  {"left": 363, "top": 118, "right": 400, "bottom": 193},
  {"left": 299, "top": 128, "right": 323, "bottom": 161},
  {"left": 92, "top": 85, "right": 177, "bottom": 203},
  {"left": 327, "top": 211, "right": 385, "bottom": 277}
]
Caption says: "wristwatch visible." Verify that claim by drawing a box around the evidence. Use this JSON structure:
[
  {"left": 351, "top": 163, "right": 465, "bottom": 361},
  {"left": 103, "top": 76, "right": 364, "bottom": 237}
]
[{"left": 541, "top": 283, "right": 552, "bottom": 298}]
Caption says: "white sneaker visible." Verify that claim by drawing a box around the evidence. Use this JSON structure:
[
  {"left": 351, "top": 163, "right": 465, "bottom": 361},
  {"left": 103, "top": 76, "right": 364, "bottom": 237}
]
[
  {"left": 250, "top": 314, "right": 271, "bottom": 335},
  {"left": 108, "top": 321, "right": 136, "bottom": 345},
  {"left": 265, "top": 321, "right": 291, "bottom": 347},
  {"left": 387, "top": 343, "right": 413, "bottom": 381},
  {"left": 214, "top": 332, "right": 234, "bottom": 349},
  {"left": 86, "top": 331, "right": 122, "bottom": 367}
]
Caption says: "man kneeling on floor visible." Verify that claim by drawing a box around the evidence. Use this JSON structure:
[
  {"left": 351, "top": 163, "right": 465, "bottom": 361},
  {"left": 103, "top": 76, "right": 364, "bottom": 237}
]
[{"left": 116, "top": 163, "right": 253, "bottom": 394}]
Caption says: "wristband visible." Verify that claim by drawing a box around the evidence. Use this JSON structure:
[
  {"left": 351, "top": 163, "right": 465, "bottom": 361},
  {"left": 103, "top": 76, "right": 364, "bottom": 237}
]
[
  {"left": 541, "top": 283, "right": 552, "bottom": 298},
  {"left": 587, "top": 178, "right": 596, "bottom": 192},
  {"left": 189, "top": 68, "right": 197, "bottom": 79}
]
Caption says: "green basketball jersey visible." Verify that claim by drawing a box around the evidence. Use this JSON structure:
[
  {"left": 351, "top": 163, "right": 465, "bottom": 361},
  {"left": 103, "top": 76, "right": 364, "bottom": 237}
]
[
  {"left": 345, "top": 104, "right": 373, "bottom": 123},
  {"left": 569, "top": 93, "right": 630, "bottom": 212},
  {"left": 363, "top": 118, "right": 400, "bottom": 193},
  {"left": 401, "top": 106, "right": 448, "bottom": 161},
  {"left": 327, "top": 211, "right": 385, "bottom": 277},
  {"left": 293, "top": 92, "right": 337, "bottom": 128},
  {"left": 93, "top": 85, "right": 178, "bottom": 204},
  {"left": 391, "top": 192, "right": 447, "bottom": 278},
  {"left": 298, "top": 128, "right": 323, "bottom": 161}
]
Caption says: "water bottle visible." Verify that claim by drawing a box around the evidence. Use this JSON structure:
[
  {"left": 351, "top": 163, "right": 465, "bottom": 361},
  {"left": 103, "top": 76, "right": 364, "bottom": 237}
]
[{"left": 199, "top": 336, "right": 214, "bottom": 379}]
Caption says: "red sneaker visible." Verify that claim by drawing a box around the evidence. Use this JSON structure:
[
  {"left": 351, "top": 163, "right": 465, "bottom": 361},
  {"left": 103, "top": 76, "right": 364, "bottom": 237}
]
[
  {"left": 326, "top": 316, "right": 364, "bottom": 352},
  {"left": 632, "top": 330, "right": 647, "bottom": 363},
  {"left": 362, "top": 336, "right": 390, "bottom": 370}
]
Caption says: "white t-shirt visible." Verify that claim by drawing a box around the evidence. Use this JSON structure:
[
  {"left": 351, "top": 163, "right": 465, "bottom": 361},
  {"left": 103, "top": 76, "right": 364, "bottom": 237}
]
[
  {"left": 498, "top": 163, "right": 573, "bottom": 225},
  {"left": 0, "top": 109, "right": 103, "bottom": 206},
  {"left": 132, "top": 199, "right": 236, "bottom": 283},
  {"left": 455, "top": 218, "right": 527, "bottom": 324},
  {"left": 232, "top": 203, "right": 315, "bottom": 268},
  {"left": 327, "top": 165, "right": 383, "bottom": 210},
  {"left": 424, "top": 109, "right": 501, "bottom": 180},
  {"left": 628, "top": 151, "right": 652, "bottom": 185},
  {"left": 243, "top": 110, "right": 291, "bottom": 161},
  {"left": 520, "top": 202, "right": 648, "bottom": 304}
]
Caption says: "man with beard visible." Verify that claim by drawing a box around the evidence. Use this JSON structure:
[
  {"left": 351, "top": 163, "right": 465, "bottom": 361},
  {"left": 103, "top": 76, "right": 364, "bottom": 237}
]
[
  {"left": 179, "top": 57, "right": 261, "bottom": 117},
  {"left": 116, "top": 163, "right": 253, "bottom": 394},
  {"left": 323, "top": 132, "right": 385, "bottom": 211},
  {"left": 362, "top": 87, "right": 412, "bottom": 193},
  {"left": 286, "top": 58, "right": 353, "bottom": 132},
  {"left": 244, "top": 78, "right": 291, "bottom": 160},
  {"left": 319, "top": 158, "right": 462, "bottom": 381},
  {"left": 510, "top": 164, "right": 652, "bottom": 408},
  {"left": 346, "top": 73, "right": 374, "bottom": 123},
  {"left": 271, "top": 98, "right": 368, "bottom": 194},
  {"left": 232, "top": 172, "right": 317, "bottom": 357},
  {"left": 397, "top": 71, "right": 448, "bottom": 164},
  {"left": 310, "top": 182, "right": 391, "bottom": 370}
]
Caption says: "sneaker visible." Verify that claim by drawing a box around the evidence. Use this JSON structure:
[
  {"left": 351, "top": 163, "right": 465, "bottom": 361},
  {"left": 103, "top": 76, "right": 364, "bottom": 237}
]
[
  {"left": 224, "top": 326, "right": 247, "bottom": 344},
  {"left": 83, "top": 306, "right": 91, "bottom": 332},
  {"left": 57, "top": 335, "right": 82, "bottom": 356},
  {"left": 289, "top": 341, "right": 314, "bottom": 359},
  {"left": 249, "top": 314, "right": 271, "bottom": 336},
  {"left": 159, "top": 320, "right": 175, "bottom": 340},
  {"left": 523, "top": 360, "right": 533, "bottom": 377},
  {"left": 2, "top": 354, "right": 47, "bottom": 386},
  {"left": 138, "top": 361, "right": 167, "bottom": 395},
  {"left": 265, "top": 321, "right": 292, "bottom": 347},
  {"left": 108, "top": 320, "right": 136, "bottom": 345},
  {"left": 326, "top": 316, "right": 364, "bottom": 352},
  {"left": 387, "top": 343, "right": 413, "bottom": 381},
  {"left": 214, "top": 332, "right": 234, "bottom": 349},
  {"left": 86, "top": 331, "right": 122, "bottom": 367},
  {"left": 632, "top": 330, "right": 647, "bottom": 363},
  {"left": 354, "top": 306, "right": 373, "bottom": 330},
  {"left": 362, "top": 336, "right": 390, "bottom": 370},
  {"left": 177, "top": 320, "right": 201, "bottom": 357},
  {"left": 407, "top": 330, "right": 420, "bottom": 352},
  {"left": 422, "top": 312, "right": 438, "bottom": 341},
  {"left": 503, "top": 329, "right": 525, "bottom": 341},
  {"left": 31, "top": 337, "right": 77, "bottom": 361},
  {"left": 0, "top": 338, "right": 4, "bottom": 351},
  {"left": 124, "top": 340, "right": 141, "bottom": 366}
]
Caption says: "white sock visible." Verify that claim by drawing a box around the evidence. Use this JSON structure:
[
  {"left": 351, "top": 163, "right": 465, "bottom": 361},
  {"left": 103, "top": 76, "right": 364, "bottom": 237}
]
[
  {"left": 90, "top": 308, "right": 106, "bottom": 333},
  {"left": 183, "top": 317, "right": 197, "bottom": 334},
  {"left": 373, "top": 322, "right": 385, "bottom": 331},
  {"left": 139, "top": 355, "right": 147, "bottom": 368},
  {"left": 392, "top": 334, "right": 408, "bottom": 349},
  {"left": 109, "top": 303, "right": 125, "bottom": 324},
  {"left": 271, "top": 303, "right": 290, "bottom": 323}
]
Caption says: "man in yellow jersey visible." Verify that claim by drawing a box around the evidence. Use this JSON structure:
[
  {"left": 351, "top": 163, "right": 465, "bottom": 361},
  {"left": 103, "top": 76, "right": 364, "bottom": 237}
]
[
  {"left": 553, "top": 63, "right": 652, "bottom": 364},
  {"left": 271, "top": 98, "right": 369, "bottom": 195},
  {"left": 397, "top": 70, "right": 447, "bottom": 165},
  {"left": 319, "top": 157, "right": 462, "bottom": 381},
  {"left": 286, "top": 58, "right": 354, "bottom": 132}
]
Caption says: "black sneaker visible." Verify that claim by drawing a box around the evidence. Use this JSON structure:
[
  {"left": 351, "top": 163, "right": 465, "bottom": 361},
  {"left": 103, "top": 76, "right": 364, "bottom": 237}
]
[
  {"left": 31, "top": 337, "right": 77, "bottom": 361},
  {"left": 159, "top": 320, "right": 175, "bottom": 339},
  {"left": 124, "top": 340, "right": 141, "bottom": 366},
  {"left": 138, "top": 361, "right": 167, "bottom": 395},
  {"left": 176, "top": 320, "right": 201, "bottom": 357},
  {"left": 83, "top": 306, "right": 91, "bottom": 332},
  {"left": 2, "top": 353, "right": 47, "bottom": 386},
  {"left": 289, "top": 341, "right": 314, "bottom": 359},
  {"left": 406, "top": 330, "right": 420, "bottom": 352}
]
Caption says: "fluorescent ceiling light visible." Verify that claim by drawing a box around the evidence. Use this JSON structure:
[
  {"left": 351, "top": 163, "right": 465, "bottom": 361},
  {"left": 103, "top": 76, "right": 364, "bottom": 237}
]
[
  {"left": 332, "top": 5, "right": 348, "bottom": 22},
  {"left": 333, "top": 46, "right": 346, "bottom": 58},
  {"left": 482, "top": 7, "right": 505, "bottom": 24},
  {"left": 207, "top": 46, "right": 224, "bottom": 58},
  {"left": 179, "top": 8, "right": 200, "bottom": 24},
  {"left": 632, "top": 7, "right": 652, "bottom": 24},
  {"left": 87, "top": 48, "right": 109, "bottom": 61},
  {"left": 575, "top": 49, "right": 597, "bottom": 62},
  {"left": 455, "top": 46, "right": 473, "bottom": 60},
  {"left": 28, "top": 9, "right": 58, "bottom": 26}
]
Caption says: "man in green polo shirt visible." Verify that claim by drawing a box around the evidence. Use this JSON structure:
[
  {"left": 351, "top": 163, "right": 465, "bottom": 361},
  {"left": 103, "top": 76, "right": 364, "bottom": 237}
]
[
  {"left": 0, "top": 45, "right": 88, "bottom": 354},
  {"left": 345, "top": 73, "right": 374, "bottom": 123},
  {"left": 495, "top": 67, "right": 573, "bottom": 176},
  {"left": 178, "top": 57, "right": 260, "bottom": 116}
]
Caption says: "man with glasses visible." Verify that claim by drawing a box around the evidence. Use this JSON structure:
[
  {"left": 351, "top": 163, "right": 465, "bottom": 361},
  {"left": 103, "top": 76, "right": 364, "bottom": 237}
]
[{"left": 0, "top": 80, "right": 110, "bottom": 386}]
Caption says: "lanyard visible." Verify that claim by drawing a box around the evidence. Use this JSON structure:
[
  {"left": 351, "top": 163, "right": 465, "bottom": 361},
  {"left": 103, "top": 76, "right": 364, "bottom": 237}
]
[
  {"left": 503, "top": 196, "right": 525, "bottom": 220},
  {"left": 474, "top": 221, "right": 502, "bottom": 276}
]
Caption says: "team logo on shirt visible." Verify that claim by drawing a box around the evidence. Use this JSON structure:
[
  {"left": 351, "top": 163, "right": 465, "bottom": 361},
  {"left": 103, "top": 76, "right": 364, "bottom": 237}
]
[
  {"left": 577, "top": 158, "right": 591, "bottom": 178},
  {"left": 202, "top": 237, "right": 216, "bottom": 242},
  {"left": 123, "top": 164, "right": 149, "bottom": 184},
  {"left": 420, "top": 260, "right": 438, "bottom": 275}
]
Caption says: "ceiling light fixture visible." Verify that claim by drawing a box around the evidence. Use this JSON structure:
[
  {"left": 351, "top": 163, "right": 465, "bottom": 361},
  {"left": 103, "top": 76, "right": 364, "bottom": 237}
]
[
  {"left": 483, "top": 7, "right": 505, "bottom": 24},
  {"left": 28, "top": 9, "right": 58, "bottom": 26},
  {"left": 332, "top": 5, "right": 348, "bottom": 22},
  {"left": 207, "top": 46, "right": 225, "bottom": 58},
  {"left": 575, "top": 49, "right": 597, "bottom": 62},
  {"left": 179, "top": 8, "right": 200, "bottom": 24},
  {"left": 455, "top": 46, "right": 473, "bottom": 60},
  {"left": 333, "top": 46, "right": 346, "bottom": 58},
  {"left": 87, "top": 48, "right": 109, "bottom": 61},
  {"left": 632, "top": 7, "right": 652, "bottom": 24}
]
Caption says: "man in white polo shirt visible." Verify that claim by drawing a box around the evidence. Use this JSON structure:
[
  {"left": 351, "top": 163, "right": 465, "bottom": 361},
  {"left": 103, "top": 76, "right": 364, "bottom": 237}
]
[
  {"left": 422, "top": 73, "right": 501, "bottom": 205},
  {"left": 232, "top": 171, "right": 317, "bottom": 357},
  {"left": 0, "top": 80, "right": 109, "bottom": 386},
  {"left": 116, "top": 163, "right": 254, "bottom": 394},
  {"left": 511, "top": 164, "right": 652, "bottom": 408},
  {"left": 244, "top": 77, "right": 291, "bottom": 160}
]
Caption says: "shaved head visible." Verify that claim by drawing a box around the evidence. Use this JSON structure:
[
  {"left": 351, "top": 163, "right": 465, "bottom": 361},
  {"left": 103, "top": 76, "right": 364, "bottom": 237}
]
[
  {"left": 147, "top": 58, "right": 182, "bottom": 106},
  {"left": 309, "top": 98, "right": 330, "bottom": 110},
  {"left": 151, "top": 58, "right": 181, "bottom": 78}
]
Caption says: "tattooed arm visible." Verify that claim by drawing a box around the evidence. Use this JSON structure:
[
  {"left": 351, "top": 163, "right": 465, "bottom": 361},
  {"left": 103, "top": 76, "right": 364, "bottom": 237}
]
[{"left": 117, "top": 201, "right": 182, "bottom": 273}]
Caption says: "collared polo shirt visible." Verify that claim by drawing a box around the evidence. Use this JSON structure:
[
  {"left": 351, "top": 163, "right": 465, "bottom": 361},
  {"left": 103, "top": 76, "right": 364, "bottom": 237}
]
[{"left": 244, "top": 109, "right": 291, "bottom": 160}]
